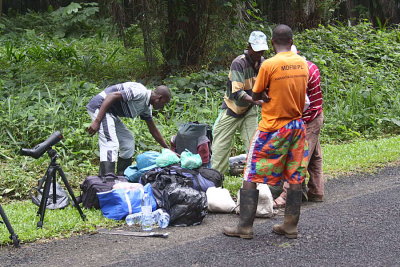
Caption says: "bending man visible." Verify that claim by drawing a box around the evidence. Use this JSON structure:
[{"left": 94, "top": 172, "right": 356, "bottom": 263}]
[{"left": 87, "top": 82, "right": 171, "bottom": 176}]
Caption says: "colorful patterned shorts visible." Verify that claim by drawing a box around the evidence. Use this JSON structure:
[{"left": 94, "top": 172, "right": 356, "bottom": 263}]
[{"left": 243, "top": 119, "right": 309, "bottom": 186}]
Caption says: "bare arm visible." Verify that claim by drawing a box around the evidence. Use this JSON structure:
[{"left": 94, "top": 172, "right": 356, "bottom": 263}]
[
  {"left": 252, "top": 91, "right": 270, "bottom": 103},
  {"left": 145, "top": 119, "right": 169, "bottom": 149},
  {"left": 241, "top": 93, "right": 264, "bottom": 106},
  {"left": 87, "top": 92, "right": 123, "bottom": 136}
]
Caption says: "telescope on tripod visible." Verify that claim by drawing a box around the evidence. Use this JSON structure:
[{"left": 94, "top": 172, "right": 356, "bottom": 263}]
[{"left": 20, "top": 131, "right": 86, "bottom": 228}]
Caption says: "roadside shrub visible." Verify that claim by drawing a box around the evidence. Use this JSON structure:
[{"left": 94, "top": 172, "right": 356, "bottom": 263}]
[
  {"left": 0, "top": 17, "right": 399, "bottom": 199},
  {"left": 296, "top": 22, "right": 400, "bottom": 142}
]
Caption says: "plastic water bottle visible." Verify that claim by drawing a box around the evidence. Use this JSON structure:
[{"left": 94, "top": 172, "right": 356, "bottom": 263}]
[
  {"left": 126, "top": 212, "right": 142, "bottom": 226},
  {"left": 152, "top": 209, "right": 170, "bottom": 229},
  {"left": 141, "top": 193, "right": 154, "bottom": 231}
]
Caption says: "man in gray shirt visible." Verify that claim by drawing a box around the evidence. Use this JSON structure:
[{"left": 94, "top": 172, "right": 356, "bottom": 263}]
[{"left": 87, "top": 82, "right": 171, "bottom": 176}]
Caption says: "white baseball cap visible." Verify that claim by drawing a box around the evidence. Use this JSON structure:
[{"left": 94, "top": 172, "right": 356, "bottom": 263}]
[{"left": 248, "top": 31, "right": 269, "bottom": 52}]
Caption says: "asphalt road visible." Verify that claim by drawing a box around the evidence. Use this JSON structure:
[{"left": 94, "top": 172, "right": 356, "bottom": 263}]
[{"left": 1, "top": 164, "right": 399, "bottom": 267}]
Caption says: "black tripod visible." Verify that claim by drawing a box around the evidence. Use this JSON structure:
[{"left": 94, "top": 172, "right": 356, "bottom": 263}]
[
  {"left": 0, "top": 204, "right": 20, "bottom": 247},
  {"left": 36, "top": 148, "right": 86, "bottom": 228}
]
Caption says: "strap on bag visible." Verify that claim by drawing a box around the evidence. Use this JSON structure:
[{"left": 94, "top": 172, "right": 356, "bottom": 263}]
[{"left": 101, "top": 173, "right": 118, "bottom": 183}]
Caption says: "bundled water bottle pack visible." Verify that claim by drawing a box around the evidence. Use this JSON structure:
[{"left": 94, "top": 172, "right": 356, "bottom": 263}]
[{"left": 125, "top": 192, "right": 170, "bottom": 230}]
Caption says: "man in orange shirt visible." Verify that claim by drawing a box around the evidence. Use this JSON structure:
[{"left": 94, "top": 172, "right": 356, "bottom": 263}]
[{"left": 223, "top": 24, "right": 309, "bottom": 239}]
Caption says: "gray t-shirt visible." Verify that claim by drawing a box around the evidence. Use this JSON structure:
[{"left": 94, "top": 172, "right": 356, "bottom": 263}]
[{"left": 86, "top": 82, "right": 152, "bottom": 121}]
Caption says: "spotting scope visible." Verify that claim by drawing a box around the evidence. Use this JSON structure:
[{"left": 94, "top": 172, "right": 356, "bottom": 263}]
[{"left": 20, "top": 131, "right": 63, "bottom": 159}]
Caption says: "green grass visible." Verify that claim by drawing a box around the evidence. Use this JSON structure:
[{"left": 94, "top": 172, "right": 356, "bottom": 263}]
[
  {"left": 0, "top": 201, "right": 122, "bottom": 246},
  {"left": 1, "top": 135, "right": 400, "bottom": 246},
  {"left": 322, "top": 135, "right": 400, "bottom": 176}
]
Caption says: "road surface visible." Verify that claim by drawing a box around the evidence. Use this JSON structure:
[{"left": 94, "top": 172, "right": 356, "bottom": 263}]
[{"left": 1, "top": 164, "right": 399, "bottom": 266}]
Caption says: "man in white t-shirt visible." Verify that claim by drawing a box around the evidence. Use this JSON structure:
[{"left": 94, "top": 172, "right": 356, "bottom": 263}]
[{"left": 86, "top": 82, "right": 171, "bottom": 176}]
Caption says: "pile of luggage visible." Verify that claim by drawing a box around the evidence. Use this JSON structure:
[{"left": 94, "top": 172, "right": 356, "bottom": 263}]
[{"left": 79, "top": 122, "right": 225, "bottom": 227}]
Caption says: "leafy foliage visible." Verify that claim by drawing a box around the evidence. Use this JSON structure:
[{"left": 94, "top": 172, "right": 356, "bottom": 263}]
[
  {"left": 50, "top": 2, "right": 100, "bottom": 37},
  {"left": 0, "top": 11, "right": 399, "bottom": 200},
  {"left": 295, "top": 22, "right": 400, "bottom": 142}
]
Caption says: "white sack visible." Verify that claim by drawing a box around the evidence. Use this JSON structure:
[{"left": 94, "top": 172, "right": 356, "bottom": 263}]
[
  {"left": 206, "top": 187, "right": 236, "bottom": 213},
  {"left": 235, "top": 183, "right": 275, "bottom": 218}
]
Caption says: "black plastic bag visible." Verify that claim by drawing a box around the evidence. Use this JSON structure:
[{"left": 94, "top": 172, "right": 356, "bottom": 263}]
[
  {"left": 141, "top": 167, "right": 208, "bottom": 226},
  {"left": 161, "top": 183, "right": 208, "bottom": 227}
]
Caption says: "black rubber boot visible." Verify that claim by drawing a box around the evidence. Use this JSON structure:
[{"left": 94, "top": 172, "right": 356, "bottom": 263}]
[
  {"left": 223, "top": 189, "right": 259, "bottom": 239},
  {"left": 272, "top": 184, "right": 302, "bottom": 239},
  {"left": 116, "top": 157, "right": 132, "bottom": 176},
  {"left": 99, "top": 161, "right": 116, "bottom": 177}
]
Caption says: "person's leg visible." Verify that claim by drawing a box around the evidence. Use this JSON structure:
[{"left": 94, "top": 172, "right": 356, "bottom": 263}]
[
  {"left": 272, "top": 183, "right": 303, "bottom": 238},
  {"left": 211, "top": 110, "right": 240, "bottom": 174},
  {"left": 223, "top": 130, "right": 286, "bottom": 239},
  {"left": 239, "top": 106, "right": 258, "bottom": 151},
  {"left": 306, "top": 113, "right": 324, "bottom": 200},
  {"left": 88, "top": 110, "right": 118, "bottom": 175},
  {"left": 272, "top": 119, "right": 308, "bottom": 239},
  {"left": 273, "top": 181, "right": 289, "bottom": 208},
  {"left": 223, "top": 180, "right": 258, "bottom": 239},
  {"left": 115, "top": 117, "right": 135, "bottom": 175},
  {"left": 273, "top": 114, "right": 323, "bottom": 207}
]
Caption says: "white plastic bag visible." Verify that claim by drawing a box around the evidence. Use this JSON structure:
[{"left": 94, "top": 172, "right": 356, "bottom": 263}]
[
  {"left": 235, "top": 183, "right": 275, "bottom": 218},
  {"left": 206, "top": 187, "right": 236, "bottom": 213}
]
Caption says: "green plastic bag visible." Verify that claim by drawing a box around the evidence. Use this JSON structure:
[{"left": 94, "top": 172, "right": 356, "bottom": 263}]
[
  {"left": 180, "top": 149, "right": 202, "bottom": 169},
  {"left": 156, "top": 149, "right": 180, "bottom": 167}
]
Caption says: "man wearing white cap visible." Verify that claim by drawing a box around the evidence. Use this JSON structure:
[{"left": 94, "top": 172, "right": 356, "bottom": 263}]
[{"left": 211, "top": 31, "right": 269, "bottom": 175}]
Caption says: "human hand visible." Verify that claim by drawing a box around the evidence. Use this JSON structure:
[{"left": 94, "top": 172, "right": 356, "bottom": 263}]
[
  {"left": 261, "top": 91, "right": 271, "bottom": 103},
  {"left": 254, "top": 100, "right": 264, "bottom": 106},
  {"left": 87, "top": 121, "right": 100, "bottom": 136}
]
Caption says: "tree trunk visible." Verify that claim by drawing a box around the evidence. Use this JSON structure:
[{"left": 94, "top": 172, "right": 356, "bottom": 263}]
[
  {"left": 336, "top": 0, "right": 400, "bottom": 26},
  {"left": 163, "top": 0, "right": 212, "bottom": 69},
  {"left": 369, "top": 0, "right": 400, "bottom": 25},
  {"left": 138, "top": 0, "right": 158, "bottom": 68},
  {"left": 257, "top": 0, "right": 318, "bottom": 29}
]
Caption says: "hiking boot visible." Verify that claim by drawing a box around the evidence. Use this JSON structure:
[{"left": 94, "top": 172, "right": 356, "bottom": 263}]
[
  {"left": 223, "top": 189, "right": 259, "bottom": 239},
  {"left": 272, "top": 184, "right": 302, "bottom": 239},
  {"left": 117, "top": 157, "right": 132, "bottom": 176},
  {"left": 99, "top": 161, "right": 115, "bottom": 177}
]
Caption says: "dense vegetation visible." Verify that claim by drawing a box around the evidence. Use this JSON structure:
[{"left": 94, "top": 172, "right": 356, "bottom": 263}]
[{"left": 0, "top": 6, "right": 399, "bottom": 201}]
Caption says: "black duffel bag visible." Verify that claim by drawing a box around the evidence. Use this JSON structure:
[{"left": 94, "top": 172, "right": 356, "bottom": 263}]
[{"left": 78, "top": 174, "right": 127, "bottom": 209}]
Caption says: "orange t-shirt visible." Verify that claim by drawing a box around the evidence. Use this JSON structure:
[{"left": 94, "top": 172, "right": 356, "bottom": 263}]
[{"left": 253, "top": 51, "right": 309, "bottom": 132}]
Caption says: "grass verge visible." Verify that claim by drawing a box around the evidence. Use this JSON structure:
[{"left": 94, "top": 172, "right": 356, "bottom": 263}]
[
  {"left": 1, "top": 135, "right": 400, "bottom": 246},
  {"left": 223, "top": 135, "right": 400, "bottom": 198}
]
